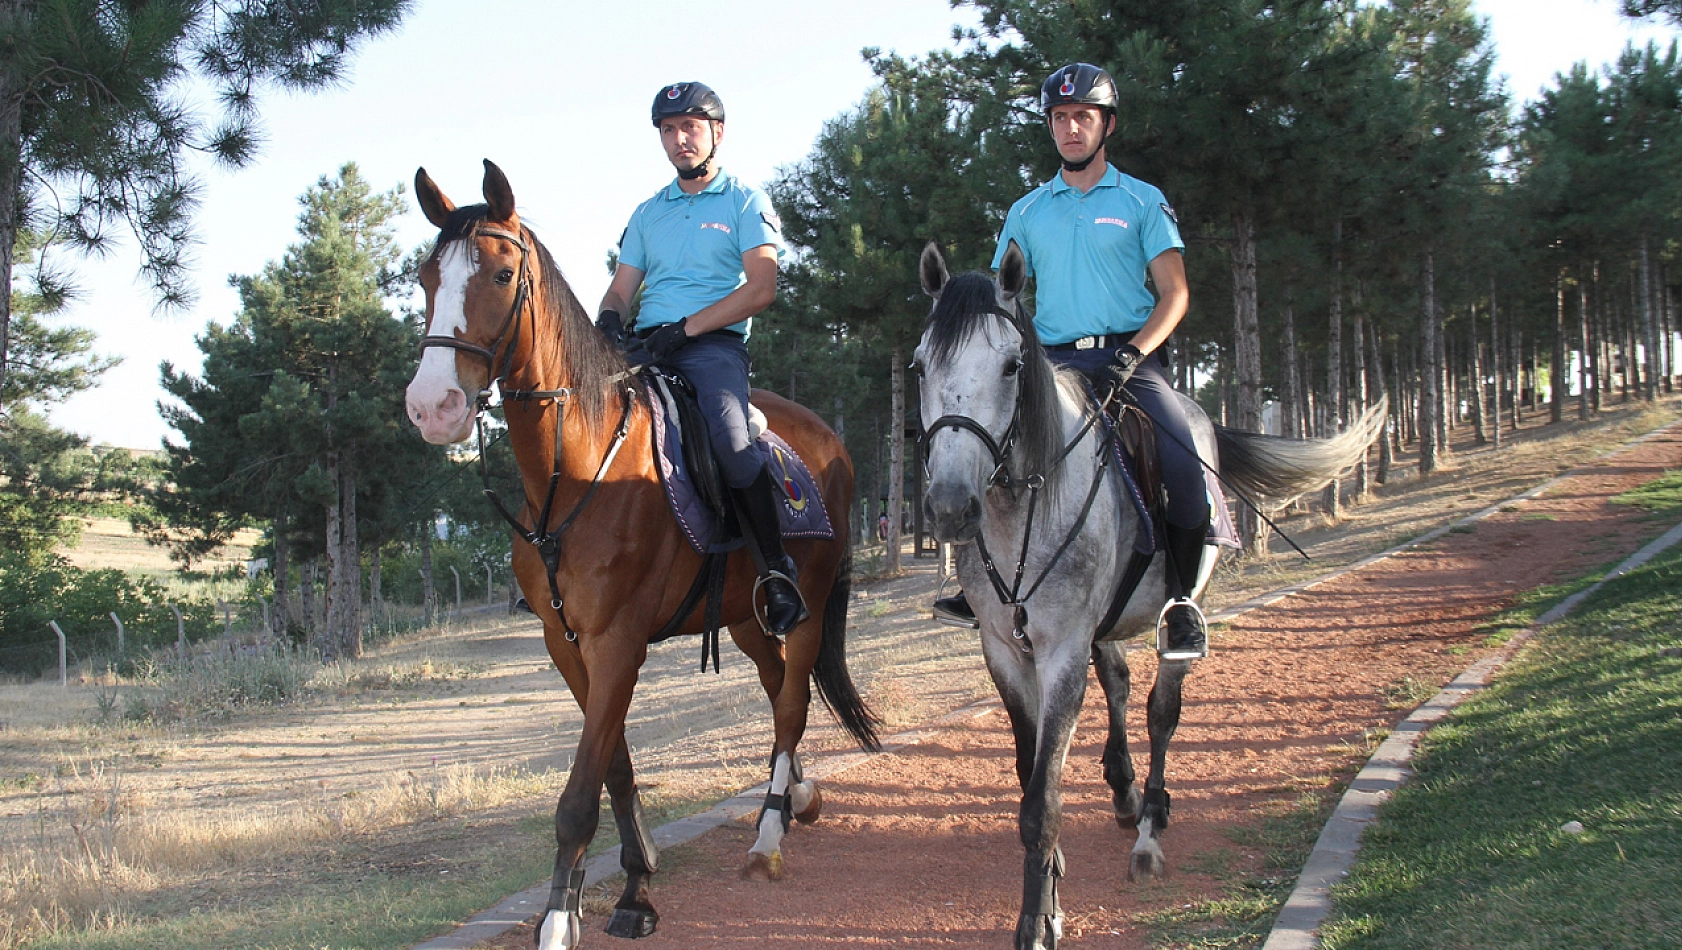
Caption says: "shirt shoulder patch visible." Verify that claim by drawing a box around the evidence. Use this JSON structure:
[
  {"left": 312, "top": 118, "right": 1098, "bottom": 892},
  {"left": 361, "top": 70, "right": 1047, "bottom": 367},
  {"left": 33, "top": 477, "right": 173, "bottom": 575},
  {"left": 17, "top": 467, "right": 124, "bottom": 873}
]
[
  {"left": 1159, "top": 202, "right": 1178, "bottom": 223},
  {"left": 760, "top": 211, "right": 781, "bottom": 233}
]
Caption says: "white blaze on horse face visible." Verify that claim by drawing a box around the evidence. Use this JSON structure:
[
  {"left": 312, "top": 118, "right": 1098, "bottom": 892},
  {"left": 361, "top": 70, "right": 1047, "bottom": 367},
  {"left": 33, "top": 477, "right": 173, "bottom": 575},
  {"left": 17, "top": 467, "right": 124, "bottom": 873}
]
[{"left": 405, "top": 241, "right": 477, "bottom": 444}]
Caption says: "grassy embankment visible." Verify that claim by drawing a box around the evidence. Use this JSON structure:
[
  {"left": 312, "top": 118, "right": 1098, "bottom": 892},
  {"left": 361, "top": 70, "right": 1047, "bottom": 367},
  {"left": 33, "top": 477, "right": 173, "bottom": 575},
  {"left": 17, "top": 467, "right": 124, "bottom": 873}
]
[{"left": 1318, "top": 472, "right": 1682, "bottom": 949}]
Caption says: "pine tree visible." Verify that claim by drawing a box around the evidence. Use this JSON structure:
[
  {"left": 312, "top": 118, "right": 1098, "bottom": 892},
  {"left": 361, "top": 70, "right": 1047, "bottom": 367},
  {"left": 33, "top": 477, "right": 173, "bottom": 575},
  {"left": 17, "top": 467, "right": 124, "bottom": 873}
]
[{"left": 0, "top": 0, "right": 411, "bottom": 409}]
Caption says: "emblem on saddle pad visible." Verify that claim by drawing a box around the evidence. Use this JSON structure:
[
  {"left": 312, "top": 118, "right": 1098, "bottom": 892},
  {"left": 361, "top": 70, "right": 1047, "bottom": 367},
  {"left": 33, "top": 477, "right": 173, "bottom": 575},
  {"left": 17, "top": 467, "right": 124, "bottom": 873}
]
[{"left": 771, "top": 445, "right": 808, "bottom": 512}]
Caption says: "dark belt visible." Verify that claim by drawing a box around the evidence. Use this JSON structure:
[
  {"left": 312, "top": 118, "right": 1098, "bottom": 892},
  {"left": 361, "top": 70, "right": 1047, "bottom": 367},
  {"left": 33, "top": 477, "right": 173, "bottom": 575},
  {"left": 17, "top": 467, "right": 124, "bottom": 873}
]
[
  {"left": 635, "top": 325, "right": 744, "bottom": 341},
  {"left": 1045, "top": 331, "right": 1136, "bottom": 353}
]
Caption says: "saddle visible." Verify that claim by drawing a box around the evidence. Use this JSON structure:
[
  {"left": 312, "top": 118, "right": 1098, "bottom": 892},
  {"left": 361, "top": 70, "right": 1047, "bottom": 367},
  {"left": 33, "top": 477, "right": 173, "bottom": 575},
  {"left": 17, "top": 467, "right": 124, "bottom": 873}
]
[
  {"left": 1102, "top": 395, "right": 1240, "bottom": 553},
  {"left": 644, "top": 367, "right": 834, "bottom": 556}
]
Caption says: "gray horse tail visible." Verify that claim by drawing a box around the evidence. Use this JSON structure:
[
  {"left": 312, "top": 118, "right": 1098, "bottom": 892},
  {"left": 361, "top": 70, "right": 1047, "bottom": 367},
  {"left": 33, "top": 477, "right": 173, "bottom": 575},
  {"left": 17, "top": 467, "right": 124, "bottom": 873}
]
[{"left": 1213, "top": 396, "right": 1388, "bottom": 502}]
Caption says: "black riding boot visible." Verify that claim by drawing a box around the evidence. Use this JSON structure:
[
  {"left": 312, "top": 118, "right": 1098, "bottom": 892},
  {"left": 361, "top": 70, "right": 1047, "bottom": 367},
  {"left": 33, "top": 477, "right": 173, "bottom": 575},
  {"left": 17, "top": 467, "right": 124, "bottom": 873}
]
[
  {"left": 932, "top": 590, "right": 976, "bottom": 628},
  {"left": 733, "top": 470, "right": 810, "bottom": 636},
  {"left": 1159, "top": 520, "right": 1210, "bottom": 660}
]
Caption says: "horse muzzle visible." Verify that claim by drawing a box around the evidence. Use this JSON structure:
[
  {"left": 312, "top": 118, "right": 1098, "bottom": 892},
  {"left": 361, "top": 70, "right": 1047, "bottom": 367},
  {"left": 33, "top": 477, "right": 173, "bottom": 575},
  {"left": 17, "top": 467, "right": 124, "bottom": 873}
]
[
  {"left": 923, "top": 481, "right": 982, "bottom": 543},
  {"left": 405, "top": 381, "right": 474, "bottom": 445}
]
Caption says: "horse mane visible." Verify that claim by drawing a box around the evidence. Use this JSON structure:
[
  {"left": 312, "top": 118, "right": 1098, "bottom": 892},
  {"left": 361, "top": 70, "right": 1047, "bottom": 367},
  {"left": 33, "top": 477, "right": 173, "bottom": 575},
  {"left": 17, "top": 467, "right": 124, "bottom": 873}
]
[
  {"left": 924, "top": 272, "right": 1067, "bottom": 486},
  {"left": 427, "top": 204, "right": 635, "bottom": 432}
]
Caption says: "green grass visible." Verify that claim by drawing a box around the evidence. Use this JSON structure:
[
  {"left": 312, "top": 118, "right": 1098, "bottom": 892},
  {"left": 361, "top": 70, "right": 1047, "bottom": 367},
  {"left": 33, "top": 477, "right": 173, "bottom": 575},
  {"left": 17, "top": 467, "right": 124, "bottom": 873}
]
[
  {"left": 1319, "top": 543, "right": 1682, "bottom": 950},
  {"left": 1612, "top": 468, "right": 1682, "bottom": 520}
]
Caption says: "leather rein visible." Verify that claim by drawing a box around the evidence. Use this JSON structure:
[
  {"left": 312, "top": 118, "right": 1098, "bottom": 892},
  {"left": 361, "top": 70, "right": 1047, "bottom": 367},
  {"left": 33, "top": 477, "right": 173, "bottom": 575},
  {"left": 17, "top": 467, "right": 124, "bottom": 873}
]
[
  {"left": 919, "top": 306, "right": 1139, "bottom": 654},
  {"left": 418, "top": 225, "right": 635, "bottom": 640}
]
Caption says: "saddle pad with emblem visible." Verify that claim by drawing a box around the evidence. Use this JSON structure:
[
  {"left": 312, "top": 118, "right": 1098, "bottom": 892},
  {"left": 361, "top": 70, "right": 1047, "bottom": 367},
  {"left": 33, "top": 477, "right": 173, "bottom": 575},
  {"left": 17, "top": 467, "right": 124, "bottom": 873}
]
[{"left": 647, "top": 380, "right": 834, "bottom": 555}]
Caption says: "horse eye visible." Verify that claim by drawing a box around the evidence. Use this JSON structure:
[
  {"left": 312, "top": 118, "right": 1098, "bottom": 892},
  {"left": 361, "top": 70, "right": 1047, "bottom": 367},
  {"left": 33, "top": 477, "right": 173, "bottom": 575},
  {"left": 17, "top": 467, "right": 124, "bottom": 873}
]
[
  {"left": 495, "top": 268, "right": 515, "bottom": 285},
  {"left": 1003, "top": 358, "right": 1023, "bottom": 377}
]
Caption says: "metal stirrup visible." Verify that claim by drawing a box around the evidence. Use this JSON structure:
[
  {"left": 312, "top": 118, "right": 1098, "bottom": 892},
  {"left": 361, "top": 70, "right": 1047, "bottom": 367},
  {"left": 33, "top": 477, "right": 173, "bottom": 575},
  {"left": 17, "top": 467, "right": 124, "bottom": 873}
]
[
  {"left": 1155, "top": 597, "right": 1210, "bottom": 658},
  {"left": 751, "top": 569, "right": 807, "bottom": 636}
]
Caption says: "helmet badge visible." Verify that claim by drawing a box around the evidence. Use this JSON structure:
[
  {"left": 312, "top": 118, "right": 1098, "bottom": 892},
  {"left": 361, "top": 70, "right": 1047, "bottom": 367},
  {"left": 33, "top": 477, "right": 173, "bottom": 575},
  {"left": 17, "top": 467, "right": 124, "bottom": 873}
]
[
  {"left": 1059, "top": 73, "right": 1075, "bottom": 97},
  {"left": 665, "top": 85, "right": 681, "bottom": 99}
]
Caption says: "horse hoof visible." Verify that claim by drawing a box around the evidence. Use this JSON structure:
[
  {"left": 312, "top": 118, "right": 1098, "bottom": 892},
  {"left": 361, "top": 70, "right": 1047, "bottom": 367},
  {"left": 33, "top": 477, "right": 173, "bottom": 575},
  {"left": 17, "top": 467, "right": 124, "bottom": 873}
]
[
  {"left": 793, "top": 783, "right": 823, "bottom": 824},
  {"left": 1128, "top": 849, "right": 1167, "bottom": 882},
  {"left": 740, "top": 850, "right": 784, "bottom": 882},
  {"left": 1014, "top": 913, "right": 1062, "bottom": 950},
  {"left": 1113, "top": 787, "right": 1143, "bottom": 831},
  {"left": 604, "top": 907, "right": 658, "bottom": 939}
]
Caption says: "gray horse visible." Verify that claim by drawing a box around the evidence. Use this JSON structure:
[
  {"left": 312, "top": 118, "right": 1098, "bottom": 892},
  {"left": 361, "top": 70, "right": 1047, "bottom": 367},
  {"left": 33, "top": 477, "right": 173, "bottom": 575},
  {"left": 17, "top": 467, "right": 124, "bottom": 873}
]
[{"left": 914, "top": 242, "right": 1384, "bottom": 950}]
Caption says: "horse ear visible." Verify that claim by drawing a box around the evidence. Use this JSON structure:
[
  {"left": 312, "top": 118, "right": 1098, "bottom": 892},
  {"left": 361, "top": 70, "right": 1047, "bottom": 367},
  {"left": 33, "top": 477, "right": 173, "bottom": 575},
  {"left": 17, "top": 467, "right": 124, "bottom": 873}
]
[
  {"left": 919, "top": 241, "right": 950, "bottom": 297},
  {"left": 415, "top": 168, "right": 454, "bottom": 229},
  {"left": 998, "top": 240, "right": 1027, "bottom": 301},
  {"left": 482, "top": 159, "right": 516, "bottom": 222}
]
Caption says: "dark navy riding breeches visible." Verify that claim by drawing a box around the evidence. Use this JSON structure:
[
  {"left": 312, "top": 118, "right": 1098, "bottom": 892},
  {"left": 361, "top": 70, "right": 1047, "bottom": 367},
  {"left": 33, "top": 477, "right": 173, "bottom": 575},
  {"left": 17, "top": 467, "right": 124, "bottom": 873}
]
[
  {"left": 645, "top": 331, "right": 762, "bottom": 490},
  {"left": 1047, "top": 346, "right": 1207, "bottom": 530}
]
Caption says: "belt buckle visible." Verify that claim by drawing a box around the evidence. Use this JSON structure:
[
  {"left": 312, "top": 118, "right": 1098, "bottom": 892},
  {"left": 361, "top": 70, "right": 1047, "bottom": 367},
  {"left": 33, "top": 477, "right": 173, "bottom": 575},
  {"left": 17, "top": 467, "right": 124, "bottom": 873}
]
[{"left": 1074, "top": 336, "right": 1095, "bottom": 350}]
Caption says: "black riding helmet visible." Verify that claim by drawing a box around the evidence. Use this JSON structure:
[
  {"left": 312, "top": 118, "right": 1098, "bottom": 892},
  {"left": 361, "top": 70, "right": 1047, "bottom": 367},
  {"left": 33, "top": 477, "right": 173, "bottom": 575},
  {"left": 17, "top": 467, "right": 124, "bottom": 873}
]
[
  {"left": 652, "top": 82, "right": 726, "bottom": 180},
  {"left": 1041, "top": 63, "right": 1117, "bottom": 173},
  {"left": 651, "top": 82, "right": 726, "bottom": 127}
]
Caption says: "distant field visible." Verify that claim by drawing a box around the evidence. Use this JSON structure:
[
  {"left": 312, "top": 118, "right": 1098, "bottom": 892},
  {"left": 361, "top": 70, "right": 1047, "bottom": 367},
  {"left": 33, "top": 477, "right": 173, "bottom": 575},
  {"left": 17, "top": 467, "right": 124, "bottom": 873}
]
[{"left": 57, "top": 516, "right": 262, "bottom": 580}]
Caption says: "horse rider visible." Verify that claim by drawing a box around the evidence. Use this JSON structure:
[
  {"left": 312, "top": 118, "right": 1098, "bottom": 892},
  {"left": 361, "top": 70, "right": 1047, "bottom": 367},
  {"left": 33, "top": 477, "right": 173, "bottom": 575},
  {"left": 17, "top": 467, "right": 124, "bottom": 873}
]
[
  {"left": 931, "top": 62, "right": 1209, "bottom": 661},
  {"left": 595, "top": 81, "right": 807, "bottom": 636}
]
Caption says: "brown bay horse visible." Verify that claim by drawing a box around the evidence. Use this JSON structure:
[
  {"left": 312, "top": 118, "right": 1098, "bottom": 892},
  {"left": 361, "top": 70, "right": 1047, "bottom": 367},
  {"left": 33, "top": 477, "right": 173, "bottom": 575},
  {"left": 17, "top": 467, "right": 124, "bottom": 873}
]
[{"left": 403, "top": 161, "right": 879, "bottom": 949}]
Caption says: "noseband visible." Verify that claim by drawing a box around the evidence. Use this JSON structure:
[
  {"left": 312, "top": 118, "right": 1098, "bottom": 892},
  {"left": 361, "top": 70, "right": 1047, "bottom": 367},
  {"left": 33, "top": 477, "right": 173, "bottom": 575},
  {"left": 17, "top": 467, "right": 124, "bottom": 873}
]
[
  {"left": 919, "top": 307, "right": 1028, "bottom": 488},
  {"left": 417, "top": 225, "right": 548, "bottom": 407}
]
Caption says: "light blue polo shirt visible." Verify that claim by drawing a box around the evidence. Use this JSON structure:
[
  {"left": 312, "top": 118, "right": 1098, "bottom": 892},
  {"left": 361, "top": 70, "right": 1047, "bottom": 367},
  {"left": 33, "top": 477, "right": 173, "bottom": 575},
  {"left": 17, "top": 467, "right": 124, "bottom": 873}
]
[
  {"left": 991, "top": 164, "right": 1185, "bottom": 345},
  {"left": 617, "top": 169, "right": 784, "bottom": 336}
]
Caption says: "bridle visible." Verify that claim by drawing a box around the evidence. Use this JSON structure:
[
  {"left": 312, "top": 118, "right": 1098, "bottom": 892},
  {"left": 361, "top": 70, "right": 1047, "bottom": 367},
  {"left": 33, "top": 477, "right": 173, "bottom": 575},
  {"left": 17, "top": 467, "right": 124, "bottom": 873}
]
[
  {"left": 918, "top": 304, "right": 1118, "bottom": 654},
  {"left": 416, "top": 224, "right": 635, "bottom": 640}
]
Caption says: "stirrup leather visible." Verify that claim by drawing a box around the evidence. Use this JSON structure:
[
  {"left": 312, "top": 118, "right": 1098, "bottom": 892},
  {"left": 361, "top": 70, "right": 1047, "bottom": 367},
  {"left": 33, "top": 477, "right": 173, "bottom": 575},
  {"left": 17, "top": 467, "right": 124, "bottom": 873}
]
[
  {"left": 1155, "top": 596, "right": 1210, "bottom": 660},
  {"left": 751, "top": 569, "right": 808, "bottom": 636}
]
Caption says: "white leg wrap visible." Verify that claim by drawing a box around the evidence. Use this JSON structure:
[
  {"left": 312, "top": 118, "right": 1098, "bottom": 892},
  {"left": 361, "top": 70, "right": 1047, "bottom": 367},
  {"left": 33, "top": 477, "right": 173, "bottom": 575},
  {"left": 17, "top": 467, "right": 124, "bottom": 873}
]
[
  {"left": 789, "top": 778, "right": 816, "bottom": 815},
  {"left": 536, "top": 909, "right": 581, "bottom": 950},
  {"left": 749, "top": 752, "right": 792, "bottom": 857}
]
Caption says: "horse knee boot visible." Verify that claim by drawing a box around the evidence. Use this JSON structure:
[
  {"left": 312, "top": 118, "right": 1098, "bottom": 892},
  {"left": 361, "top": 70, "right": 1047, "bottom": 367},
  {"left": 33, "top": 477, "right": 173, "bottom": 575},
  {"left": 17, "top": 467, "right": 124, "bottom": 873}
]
[
  {"left": 1158, "top": 520, "right": 1209, "bottom": 660},
  {"left": 733, "top": 470, "right": 810, "bottom": 635}
]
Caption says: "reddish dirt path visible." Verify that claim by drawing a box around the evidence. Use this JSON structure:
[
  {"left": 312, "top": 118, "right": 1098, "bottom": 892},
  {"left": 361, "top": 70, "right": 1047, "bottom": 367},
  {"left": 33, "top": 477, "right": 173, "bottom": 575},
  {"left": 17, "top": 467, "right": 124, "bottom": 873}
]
[{"left": 481, "top": 428, "right": 1682, "bottom": 949}]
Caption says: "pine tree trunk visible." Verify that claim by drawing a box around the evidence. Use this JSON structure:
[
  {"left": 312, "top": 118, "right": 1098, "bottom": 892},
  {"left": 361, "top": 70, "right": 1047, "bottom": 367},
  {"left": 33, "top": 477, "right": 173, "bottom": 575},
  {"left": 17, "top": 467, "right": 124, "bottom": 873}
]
[
  {"left": 369, "top": 544, "right": 383, "bottom": 623},
  {"left": 1469, "top": 305, "right": 1486, "bottom": 445},
  {"left": 885, "top": 347, "right": 905, "bottom": 575},
  {"left": 1282, "top": 289, "right": 1300, "bottom": 439},
  {"left": 300, "top": 560, "right": 318, "bottom": 640},
  {"left": 1579, "top": 278, "right": 1592, "bottom": 420},
  {"left": 0, "top": 0, "right": 23, "bottom": 409},
  {"left": 1419, "top": 249, "right": 1439, "bottom": 476},
  {"left": 420, "top": 519, "right": 436, "bottom": 626},
  {"left": 1641, "top": 235, "right": 1658, "bottom": 401},
  {"left": 340, "top": 451, "right": 361, "bottom": 658},
  {"left": 273, "top": 509, "right": 291, "bottom": 637},
  {"left": 1552, "top": 273, "right": 1567, "bottom": 424},
  {"left": 1489, "top": 278, "right": 1502, "bottom": 449},
  {"left": 1231, "top": 210, "right": 1266, "bottom": 554},
  {"left": 1626, "top": 278, "right": 1638, "bottom": 401},
  {"left": 1352, "top": 310, "right": 1369, "bottom": 499},
  {"left": 323, "top": 447, "right": 342, "bottom": 660},
  {"left": 1377, "top": 331, "right": 1393, "bottom": 484}
]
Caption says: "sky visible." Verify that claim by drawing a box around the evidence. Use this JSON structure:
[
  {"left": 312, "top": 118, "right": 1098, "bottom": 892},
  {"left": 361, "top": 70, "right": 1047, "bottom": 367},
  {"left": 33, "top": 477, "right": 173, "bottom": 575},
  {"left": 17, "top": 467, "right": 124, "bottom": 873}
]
[{"left": 39, "top": 0, "right": 1679, "bottom": 449}]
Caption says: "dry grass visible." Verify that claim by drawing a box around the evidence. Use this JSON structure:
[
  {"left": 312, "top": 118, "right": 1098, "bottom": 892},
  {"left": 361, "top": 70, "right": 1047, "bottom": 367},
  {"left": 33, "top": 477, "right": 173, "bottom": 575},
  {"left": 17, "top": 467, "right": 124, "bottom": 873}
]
[
  {"left": 57, "top": 518, "right": 259, "bottom": 580},
  {"left": 0, "top": 754, "right": 559, "bottom": 949}
]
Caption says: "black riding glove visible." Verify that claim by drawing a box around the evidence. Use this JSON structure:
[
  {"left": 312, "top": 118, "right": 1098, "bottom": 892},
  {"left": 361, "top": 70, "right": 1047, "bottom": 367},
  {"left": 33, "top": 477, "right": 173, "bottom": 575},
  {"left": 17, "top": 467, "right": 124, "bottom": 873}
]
[
  {"left": 1094, "top": 344, "right": 1145, "bottom": 395},
  {"left": 643, "top": 318, "right": 691, "bottom": 363},
  {"left": 595, "top": 308, "right": 626, "bottom": 347}
]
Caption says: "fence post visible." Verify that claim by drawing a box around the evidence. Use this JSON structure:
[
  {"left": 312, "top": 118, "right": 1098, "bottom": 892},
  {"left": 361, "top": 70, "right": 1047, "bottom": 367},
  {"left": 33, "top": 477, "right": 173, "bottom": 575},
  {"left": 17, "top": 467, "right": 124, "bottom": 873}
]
[
  {"left": 219, "top": 600, "right": 232, "bottom": 655},
  {"left": 485, "top": 564, "right": 493, "bottom": 606},
  {"left": 261, "top": 597, "right": 272, "bottom": 642},
  {"left": 110, "top": 612, "right": 124, "bottom": 656},
  {"left": 450, "top": 566, "right": 462, "bottom": 611},
  {"left": 49, "top": 621, "right": 67, "bottom": 688},
  {"left": 169, "top": 604, "right": 185, "bottom": 659}
]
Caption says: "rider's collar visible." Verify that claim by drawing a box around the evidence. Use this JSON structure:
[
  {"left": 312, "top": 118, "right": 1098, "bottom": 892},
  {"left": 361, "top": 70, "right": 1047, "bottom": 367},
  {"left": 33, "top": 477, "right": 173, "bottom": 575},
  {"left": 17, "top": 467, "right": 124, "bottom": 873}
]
[
  {"left": 664, "top": 169, "right": 730, "bottom": 200},
  {"left": 1050, "top": 164, "right": 1118, "bottom": 194}
]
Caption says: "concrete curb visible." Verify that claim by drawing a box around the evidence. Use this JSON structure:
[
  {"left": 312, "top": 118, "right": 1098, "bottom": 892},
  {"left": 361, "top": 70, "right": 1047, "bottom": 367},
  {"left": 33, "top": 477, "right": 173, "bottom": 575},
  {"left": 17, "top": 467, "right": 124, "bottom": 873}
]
[
  {"left": 412, "top": 416, "right": 1681, "bottom": 950},
  {"left": 1258, "top": 518, "right": 1682, "bottom": 950}
]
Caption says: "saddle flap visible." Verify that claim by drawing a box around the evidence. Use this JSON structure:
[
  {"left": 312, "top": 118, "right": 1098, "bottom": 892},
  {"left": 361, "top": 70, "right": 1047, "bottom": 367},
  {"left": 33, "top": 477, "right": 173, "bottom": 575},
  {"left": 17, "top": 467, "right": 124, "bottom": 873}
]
[{"left": 1116, "top": 403, "right": 1162, "bottom": 516}]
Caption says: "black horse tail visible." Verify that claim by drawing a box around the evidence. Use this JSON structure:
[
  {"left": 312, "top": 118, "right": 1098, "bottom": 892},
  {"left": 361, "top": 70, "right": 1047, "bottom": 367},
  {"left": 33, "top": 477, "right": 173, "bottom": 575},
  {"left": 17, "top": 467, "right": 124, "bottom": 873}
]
[
  {"left": 812, "top": 552, "right": 882, "bottom": 752},
  {"left": 1213, "top": 396, "right": 1388, "bottom": 502}
]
